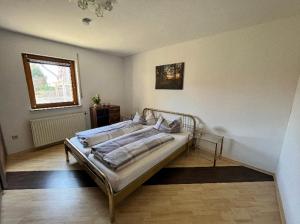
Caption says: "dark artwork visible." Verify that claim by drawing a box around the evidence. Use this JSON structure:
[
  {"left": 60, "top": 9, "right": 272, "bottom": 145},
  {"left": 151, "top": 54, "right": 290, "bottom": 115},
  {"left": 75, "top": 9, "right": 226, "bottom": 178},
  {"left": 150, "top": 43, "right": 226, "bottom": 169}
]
[{"left": 155, "top": 62, "right": 184, "bottom": 89}]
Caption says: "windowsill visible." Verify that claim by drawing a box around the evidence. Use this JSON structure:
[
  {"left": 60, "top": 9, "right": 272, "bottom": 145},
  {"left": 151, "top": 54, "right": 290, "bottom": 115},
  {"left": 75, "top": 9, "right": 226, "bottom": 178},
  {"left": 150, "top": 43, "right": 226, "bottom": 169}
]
[{"left": 29, "top": 104, "right": 82, "bottom": 112}]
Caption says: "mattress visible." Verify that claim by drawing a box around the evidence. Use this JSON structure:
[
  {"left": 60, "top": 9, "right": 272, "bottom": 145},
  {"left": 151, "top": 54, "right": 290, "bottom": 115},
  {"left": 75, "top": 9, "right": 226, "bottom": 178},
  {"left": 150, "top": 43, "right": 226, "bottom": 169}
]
[{"left": 69, "top": 129, "right": 190, "bottom": 192}]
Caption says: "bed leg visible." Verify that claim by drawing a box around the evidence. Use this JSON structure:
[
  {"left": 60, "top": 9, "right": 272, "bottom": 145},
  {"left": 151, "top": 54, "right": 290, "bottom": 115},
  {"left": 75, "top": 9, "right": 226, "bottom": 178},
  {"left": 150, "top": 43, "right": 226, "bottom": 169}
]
[
  {"left": 185, "top": 141, "right": 190, "bottom": 157},
  {"left": 108, "top": 194, "right": 115, "bottom": 223},
  {"left": 65, "top": 145, "right": 70, "bottom": 162}
]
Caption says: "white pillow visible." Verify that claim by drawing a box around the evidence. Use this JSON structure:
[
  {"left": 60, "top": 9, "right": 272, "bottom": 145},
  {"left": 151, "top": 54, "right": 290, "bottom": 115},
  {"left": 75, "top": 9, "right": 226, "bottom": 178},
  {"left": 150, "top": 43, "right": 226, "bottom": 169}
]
[
  {"left": 154, "top": 116, "right": 164, "bottom": 129},
  {"left": 132, "top": 112, "right": 144, "bottom": 124},
  {"left": 144, "top": 110, "right": 156, "bottom": 125},
  {"left": 154, "top": 116, "right": 182, "bottom": 133}
]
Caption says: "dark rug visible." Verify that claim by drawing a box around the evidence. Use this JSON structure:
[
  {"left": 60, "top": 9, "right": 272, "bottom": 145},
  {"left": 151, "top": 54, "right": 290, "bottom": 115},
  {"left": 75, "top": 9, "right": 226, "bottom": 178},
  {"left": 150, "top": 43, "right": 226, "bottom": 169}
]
[
  {"left": 144, "top": 166, "right": 273, "bottom": 185},
  {"left": 6, "top": 170, "right": 97, "bottom": 190},
  {"left": 6, "top": 166, "right": 273, "bottom": 190}
]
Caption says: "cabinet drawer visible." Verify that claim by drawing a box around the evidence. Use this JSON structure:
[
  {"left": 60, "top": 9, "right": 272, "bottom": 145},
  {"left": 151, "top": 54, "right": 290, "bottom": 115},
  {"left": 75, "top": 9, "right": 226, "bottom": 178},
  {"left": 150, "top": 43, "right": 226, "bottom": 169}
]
[
  {"left": 110, "top": 118, "right": 120, "bottom": 124},
  {"left": 110, "top": 114, "right": 120, "bottom": 120},
  {"left": 110, "top": 111, "right": 119, "bottom": 116},
  {"left": 90, "top": 105, "right": 120, "bottom": 127},
  {"left": 109, "top": 106, "right": 120, "bottom": 111}
]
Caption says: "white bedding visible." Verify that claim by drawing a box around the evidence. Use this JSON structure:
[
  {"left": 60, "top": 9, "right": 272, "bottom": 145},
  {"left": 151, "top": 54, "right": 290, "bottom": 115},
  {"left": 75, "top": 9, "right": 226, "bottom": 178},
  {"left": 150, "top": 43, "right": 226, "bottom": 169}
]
[{"left": 69, "top": 129, "right": 190, "bottom": 192}]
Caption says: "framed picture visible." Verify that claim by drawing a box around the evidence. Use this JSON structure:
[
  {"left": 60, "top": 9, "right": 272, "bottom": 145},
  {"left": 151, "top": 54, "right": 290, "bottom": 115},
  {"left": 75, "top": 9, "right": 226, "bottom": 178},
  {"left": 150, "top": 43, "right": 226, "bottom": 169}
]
[{"left": 155, "top": 62, "right": 184, "bottom": 90}]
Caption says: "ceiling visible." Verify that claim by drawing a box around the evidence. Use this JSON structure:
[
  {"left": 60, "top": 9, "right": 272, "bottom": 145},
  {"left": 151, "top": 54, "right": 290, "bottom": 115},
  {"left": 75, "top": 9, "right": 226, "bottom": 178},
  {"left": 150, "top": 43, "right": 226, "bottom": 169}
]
[{"left": 0, "top": 0, "right": 300, "bottom": 56}]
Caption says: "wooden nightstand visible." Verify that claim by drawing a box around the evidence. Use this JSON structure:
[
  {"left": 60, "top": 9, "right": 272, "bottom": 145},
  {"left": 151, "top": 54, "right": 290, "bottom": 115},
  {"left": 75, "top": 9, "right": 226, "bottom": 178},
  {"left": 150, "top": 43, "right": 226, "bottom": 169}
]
[{"left": 90, "top": 105, "right": 120, "bottom": 128}]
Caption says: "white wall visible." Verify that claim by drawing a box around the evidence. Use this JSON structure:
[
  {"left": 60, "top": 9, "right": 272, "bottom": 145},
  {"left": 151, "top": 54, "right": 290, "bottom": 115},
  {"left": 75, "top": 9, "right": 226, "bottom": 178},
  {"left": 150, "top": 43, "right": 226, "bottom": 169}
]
[
  {"left": 0, "top": 29, "right": 125, "bottom": 154},
  {"left": 124, "top": 15, "right": 300, "bottom": 172},
  {"left": 277, "top": 76, "right": 300, "bottom": 224}
]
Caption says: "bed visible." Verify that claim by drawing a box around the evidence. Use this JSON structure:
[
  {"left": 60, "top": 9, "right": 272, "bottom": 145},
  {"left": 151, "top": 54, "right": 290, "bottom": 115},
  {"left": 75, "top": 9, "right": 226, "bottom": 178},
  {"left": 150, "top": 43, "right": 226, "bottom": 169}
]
[{"left": 64, "top": 108, "right": 196, "bottom": 222}]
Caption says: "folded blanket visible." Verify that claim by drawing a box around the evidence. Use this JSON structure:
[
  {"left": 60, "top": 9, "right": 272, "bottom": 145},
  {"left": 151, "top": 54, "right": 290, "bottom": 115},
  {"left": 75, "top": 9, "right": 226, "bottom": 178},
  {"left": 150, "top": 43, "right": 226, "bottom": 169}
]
[
  {"left": 91, "top": 127, "right": 159, "bottom": 154},
  {"left": 94, "top": 132, "right": 174, "bottom": 170},
  {"left": 76, "top": 120, "right": 132, "bottom": 139},
  {"left": 76, "top": 120, "right": 143, "bottom": 147}
]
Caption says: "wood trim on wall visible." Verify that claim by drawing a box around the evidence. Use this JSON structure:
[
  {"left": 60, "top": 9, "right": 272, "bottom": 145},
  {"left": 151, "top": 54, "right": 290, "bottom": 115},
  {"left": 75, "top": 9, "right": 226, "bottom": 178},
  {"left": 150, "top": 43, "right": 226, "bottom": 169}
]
[
  {"left": 273, "top": 175, "right": 287, "bottom": 224},
  {"left": 0, "top": 124, "right": 7, "bottom": 189}
]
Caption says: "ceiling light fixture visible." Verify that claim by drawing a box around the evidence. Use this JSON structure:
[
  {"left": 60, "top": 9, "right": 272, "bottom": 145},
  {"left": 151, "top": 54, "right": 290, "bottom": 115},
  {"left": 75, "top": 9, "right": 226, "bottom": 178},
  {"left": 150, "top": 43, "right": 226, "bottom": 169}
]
[
  {"left": 82, "top": 17, "right": 92, "bottom": 25},
  {"left": 76, "top": 0, "right": 116, "bottom": 17}
]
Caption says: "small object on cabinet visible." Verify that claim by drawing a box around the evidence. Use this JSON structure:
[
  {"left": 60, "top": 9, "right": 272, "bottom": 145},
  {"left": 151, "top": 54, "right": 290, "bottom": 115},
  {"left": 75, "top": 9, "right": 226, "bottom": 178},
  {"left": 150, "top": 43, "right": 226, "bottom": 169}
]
[{"left": 91, "top": 94, "right": 101, "bottom": 107}]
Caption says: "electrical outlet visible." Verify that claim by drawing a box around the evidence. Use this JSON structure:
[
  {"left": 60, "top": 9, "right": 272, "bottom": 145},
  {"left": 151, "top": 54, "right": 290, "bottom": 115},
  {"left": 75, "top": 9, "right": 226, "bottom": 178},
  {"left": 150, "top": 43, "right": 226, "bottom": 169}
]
[{"left": 12, "top": 135, "right": 18, "bottom": 140}]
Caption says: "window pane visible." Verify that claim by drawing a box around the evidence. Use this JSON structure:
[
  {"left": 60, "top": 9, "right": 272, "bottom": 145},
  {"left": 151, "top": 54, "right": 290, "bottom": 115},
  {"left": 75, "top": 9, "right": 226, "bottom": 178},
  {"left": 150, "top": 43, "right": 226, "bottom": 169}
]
[{"left": 29, "top": 63, "right": 74, "bottom": 104}]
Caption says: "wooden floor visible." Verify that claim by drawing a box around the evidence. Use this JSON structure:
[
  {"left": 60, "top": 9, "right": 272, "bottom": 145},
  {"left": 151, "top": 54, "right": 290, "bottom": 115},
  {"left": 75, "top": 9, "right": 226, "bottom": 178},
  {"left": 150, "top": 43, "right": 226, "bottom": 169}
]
[
  {"left": 1, "top": 144, "right": 281, "bottom": 224},
  {"left": 5, "top": 144, "right": 238, "bottom": 172}
]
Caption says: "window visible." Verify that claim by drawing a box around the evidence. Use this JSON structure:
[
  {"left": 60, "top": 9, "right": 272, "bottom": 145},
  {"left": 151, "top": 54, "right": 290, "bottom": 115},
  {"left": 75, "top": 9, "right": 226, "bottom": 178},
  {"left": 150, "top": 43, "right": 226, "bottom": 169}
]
[{"left": 22, "top": 53, "right": 79, "bottom": 109}]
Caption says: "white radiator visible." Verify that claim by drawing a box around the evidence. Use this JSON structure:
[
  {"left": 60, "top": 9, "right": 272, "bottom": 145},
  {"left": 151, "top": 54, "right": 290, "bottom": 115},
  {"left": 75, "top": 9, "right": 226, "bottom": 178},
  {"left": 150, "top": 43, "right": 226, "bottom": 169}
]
[{"left": 30, "top": 112, "right": 86, "bottom": 147}]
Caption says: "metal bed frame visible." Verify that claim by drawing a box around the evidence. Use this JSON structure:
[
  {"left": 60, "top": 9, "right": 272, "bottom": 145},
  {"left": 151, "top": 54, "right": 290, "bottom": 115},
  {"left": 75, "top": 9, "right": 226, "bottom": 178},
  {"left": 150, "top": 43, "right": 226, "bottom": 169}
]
[{"left": 64, "top": 108, "right": 196, "bottom": 223}]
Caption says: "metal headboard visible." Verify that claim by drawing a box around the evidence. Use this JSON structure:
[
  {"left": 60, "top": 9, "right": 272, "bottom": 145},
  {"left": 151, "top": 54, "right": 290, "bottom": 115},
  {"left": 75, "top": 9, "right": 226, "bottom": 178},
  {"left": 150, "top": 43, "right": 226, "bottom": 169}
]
[{"left": 142, "top": 108, "right": 197, "bottom": 140}]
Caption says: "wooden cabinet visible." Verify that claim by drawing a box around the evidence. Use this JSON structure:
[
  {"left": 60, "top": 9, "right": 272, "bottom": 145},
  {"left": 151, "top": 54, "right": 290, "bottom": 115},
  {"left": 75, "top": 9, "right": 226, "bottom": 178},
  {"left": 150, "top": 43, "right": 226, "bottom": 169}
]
[
  {"left": 0, "top": 124, "right": 7, "bottom": 191},
  {"left": 90, "top": 105, "right": 120, "bottom": 128}
]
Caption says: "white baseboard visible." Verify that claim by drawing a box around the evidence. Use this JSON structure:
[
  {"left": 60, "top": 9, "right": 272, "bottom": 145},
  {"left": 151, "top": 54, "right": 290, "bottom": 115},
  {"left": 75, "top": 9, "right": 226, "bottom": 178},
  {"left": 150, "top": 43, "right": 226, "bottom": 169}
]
[{"left": 273, "top": 175, "right": 286, "bottom": 224}]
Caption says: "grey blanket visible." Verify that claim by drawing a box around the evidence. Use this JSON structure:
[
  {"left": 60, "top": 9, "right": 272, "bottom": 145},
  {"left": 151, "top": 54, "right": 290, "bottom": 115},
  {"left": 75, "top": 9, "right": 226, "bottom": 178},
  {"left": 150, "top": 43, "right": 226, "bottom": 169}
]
[
  {"left": 76, "top": 120, "right": 143, "bottom": 147},
  {"left": 91, "top": 127, "right": 159, "bottom": 154},
  {"left": 94, "top": 132, "right": 174, "bottom": 170}
]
